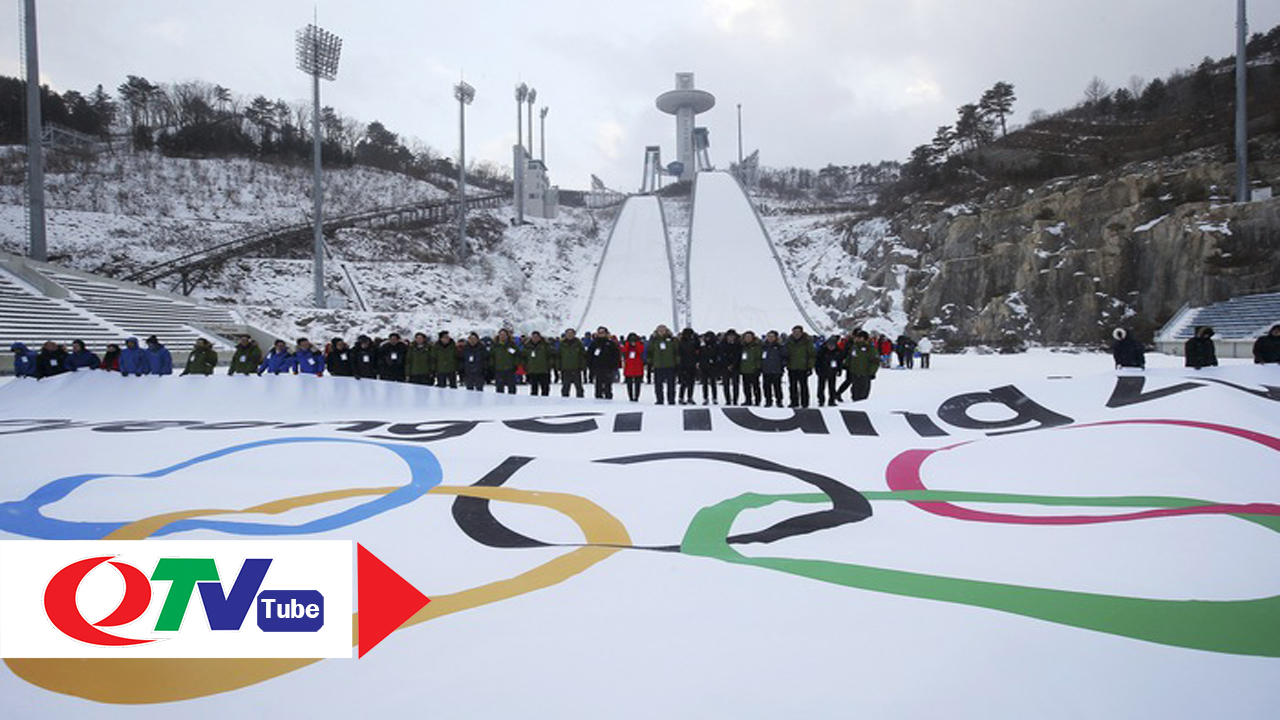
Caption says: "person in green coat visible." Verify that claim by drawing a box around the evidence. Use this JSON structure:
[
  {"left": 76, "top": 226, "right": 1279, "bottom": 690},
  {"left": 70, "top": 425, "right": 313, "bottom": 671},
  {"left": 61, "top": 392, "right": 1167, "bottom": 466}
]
[
  {"left": 522, "top": 331, "right": 554, "bottom": 396},
  {"left": 647, "top": 324, "right": 679, "bottom": 405},
  {"left": 406, "top": 332, "right": 434, "bottom": 385},
  {"left": 181, "top": 338, "right": 219, "bottom": 376},
  {"left": 490, "top": 328, "right": 520, "bottom": 394},
  {"left": 845, "top": 330, "right": 880, "bottom": 401},
  {"left": 432, "top": 331, "right": 459, "bottom": 388},
  {"left": 785, "top": 325, "right": 816, "bottom": 408},
  {"left": 227, "top": 336, "right": 262, "bottom": 376},
  {"left": 739, "top": 331, "right": 763, "bottom": 406},
  {"left": 557, "top": 328, "right": 587, "bottom": 398}
]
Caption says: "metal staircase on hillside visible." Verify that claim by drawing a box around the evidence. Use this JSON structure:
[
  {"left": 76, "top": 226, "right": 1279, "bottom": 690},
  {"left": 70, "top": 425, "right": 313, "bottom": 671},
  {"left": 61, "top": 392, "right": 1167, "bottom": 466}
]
[{"left": 124, "top": 192, "right": 506, "bottom": 294}]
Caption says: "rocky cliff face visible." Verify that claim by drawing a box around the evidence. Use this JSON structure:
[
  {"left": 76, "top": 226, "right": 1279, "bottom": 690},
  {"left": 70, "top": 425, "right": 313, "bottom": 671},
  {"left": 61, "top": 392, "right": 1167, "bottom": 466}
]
[{"left": 779, "top": 153, "right": 1280, "bottom": 348}]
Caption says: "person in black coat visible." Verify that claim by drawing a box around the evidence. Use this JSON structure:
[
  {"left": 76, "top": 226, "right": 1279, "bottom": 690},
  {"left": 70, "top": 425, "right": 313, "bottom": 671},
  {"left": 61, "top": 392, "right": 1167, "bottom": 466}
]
[
  {"left": 460, "top": 333, "right": 489, "bottom": 391},
  {"left": 326, "top": 338, "right": 354, "bottom": 377},
  {"left": 1111, "top": 328, "right": 1145, "bottom": 369},
  {"left": 697, "top": 331, "right": 721, "bottom": 404},
  {"left": 895, "top": 334, "right": 917, "bottom": 369},
  {"left": 35, "top": 341, "right": 70, "bottom": 379},
  {"left": 677, "top": 328, "right": 700, "bottom": 405},
  {"left": 1254, "top": 325, "right": 1280, "bottom": 364},
  {"left": 351, "top": 335, "right": 379, "bottom": 379},
  {"left": 815, "top": 335, "right": 845, "bottom": 406},
  {"left": 587, "top": 326, "right": 621, "bottom": 400},
  {"left": 1184, "top": 326, "right": 1218, "bottom": 370},
  {"left": 760, "top": 330, "right": 786, "bottom": 407},
  {"left": 378, "top": 333, "right": 408, "bottom": 381},
  {"left": 719, "top": 329, "right": 743, "bottom": 405}
]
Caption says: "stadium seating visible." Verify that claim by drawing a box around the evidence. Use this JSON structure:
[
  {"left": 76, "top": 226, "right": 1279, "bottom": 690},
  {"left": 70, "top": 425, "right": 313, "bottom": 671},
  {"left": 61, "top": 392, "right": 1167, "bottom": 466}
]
[
  {"left": 40, "top": 271, "right": 237, "bottom": 351},
  {"left": 0, "top": 268, "right": 122, "bottom": 350},
  {"left": 1171, "top": 292, "right": 1280, "bottom": 340},
  {"left": 1, "top": 254, "right": 257, "bottom": 373}
]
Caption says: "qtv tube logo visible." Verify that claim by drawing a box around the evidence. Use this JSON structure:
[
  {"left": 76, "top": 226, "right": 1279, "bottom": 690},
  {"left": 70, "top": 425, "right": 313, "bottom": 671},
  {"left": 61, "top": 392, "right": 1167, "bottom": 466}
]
[{"left": 0, "top": 541, "right": 353, "bottom": 658}]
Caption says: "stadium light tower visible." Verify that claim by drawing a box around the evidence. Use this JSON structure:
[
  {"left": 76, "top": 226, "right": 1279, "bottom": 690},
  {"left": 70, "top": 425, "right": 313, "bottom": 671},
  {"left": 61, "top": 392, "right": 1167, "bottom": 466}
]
[
  {"left": 514, "top": 83, "right": 528, "bottom": 224},
  {"left": 526, "top": 88, "right": 537, "bottom": 154},
  {"left": 539, "top": 106, "right": 548, "bottom": 162},
  {"left": 22, "top": 0, "right": 47, "bottom": 262},
  {"left": 296, "top": 22, "right": 342, "bottom": 308},
  {"left": 1235, "top": 0, "right": 1250, "bottom": 203},
  {"left": 454, "top": 81, "right": 475, "bottom": 259}
]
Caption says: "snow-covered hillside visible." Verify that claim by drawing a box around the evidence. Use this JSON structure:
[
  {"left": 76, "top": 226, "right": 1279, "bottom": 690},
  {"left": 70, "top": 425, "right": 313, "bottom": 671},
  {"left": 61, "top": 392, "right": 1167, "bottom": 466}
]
[
  {"left": 0, "top": 152, "right": 451, "bottom": 277},
  {"left": 223, "top": 209, "right": 611, "bottom": 341},
  {"left": 0, "top": 151, "right": 622, "bottom": 340}
]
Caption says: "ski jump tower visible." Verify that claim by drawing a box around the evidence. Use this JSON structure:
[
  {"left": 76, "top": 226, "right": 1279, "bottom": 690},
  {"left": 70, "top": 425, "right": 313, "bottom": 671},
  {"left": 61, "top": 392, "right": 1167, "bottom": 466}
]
[{"left": 656, "top": 73, "right": 715, "bottom": 182}]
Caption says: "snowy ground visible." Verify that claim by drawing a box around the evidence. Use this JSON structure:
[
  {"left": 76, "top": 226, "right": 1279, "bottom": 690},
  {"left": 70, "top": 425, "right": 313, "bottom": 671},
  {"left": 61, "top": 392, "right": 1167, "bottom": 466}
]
[{"left": 1, "top": 351, "right": 1277, "bottom": 718}]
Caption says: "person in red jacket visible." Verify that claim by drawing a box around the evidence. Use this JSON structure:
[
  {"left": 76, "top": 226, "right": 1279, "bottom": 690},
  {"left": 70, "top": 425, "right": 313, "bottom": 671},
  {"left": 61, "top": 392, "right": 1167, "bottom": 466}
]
[
  {"left": 621, "top": 333, "right": 646, "bottom": 402},
  {"left": 877, "top": 334, "right": 894, "bottom": 368}
]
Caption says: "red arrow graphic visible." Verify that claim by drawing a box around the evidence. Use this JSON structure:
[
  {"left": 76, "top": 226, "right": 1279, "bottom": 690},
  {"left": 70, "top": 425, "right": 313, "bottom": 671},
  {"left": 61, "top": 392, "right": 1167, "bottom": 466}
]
[{"left": 356, "top": 543, "right": 431, "bottom": 659}]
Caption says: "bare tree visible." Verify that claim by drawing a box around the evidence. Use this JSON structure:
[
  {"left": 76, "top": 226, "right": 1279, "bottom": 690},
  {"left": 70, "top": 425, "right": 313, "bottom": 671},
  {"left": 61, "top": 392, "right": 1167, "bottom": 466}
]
[
  {"left": 1083, "top": 76, "right": 1111, "bottom": 105},
  {"left": 1127, "top": 75, "right": 1147, "bottom": 99}
]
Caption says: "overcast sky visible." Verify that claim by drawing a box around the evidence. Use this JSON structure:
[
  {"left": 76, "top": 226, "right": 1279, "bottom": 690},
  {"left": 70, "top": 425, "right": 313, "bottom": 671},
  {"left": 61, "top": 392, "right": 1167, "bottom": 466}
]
[{"left": 3, "top": 1, "right": 1277, "bottom": 191}]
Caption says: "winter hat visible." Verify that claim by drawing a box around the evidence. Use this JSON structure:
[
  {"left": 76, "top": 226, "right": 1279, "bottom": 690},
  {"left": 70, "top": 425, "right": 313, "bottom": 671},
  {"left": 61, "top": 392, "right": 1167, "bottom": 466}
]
[
  {"left": 145, "top": 335, "right": 159, "bottom": 345},
  {"left": 1113, "top": 328, "right": 1127, "bottom": 341}
]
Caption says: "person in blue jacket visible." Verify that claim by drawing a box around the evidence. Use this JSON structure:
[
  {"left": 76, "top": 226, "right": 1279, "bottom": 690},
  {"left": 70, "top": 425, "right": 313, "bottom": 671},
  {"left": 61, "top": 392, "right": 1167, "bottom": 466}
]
[
  {"left": 294, "top": 338, "right": 325, "bottom": 375},
  {"left": 66, "top": 339, "right": 101, "bottom": 371},
  {"left": 119, "top": 337, "right": 149, "bottom": 376},
  {"left": 10, "top": 342, "right": 38, "bottom": 377},
  {"left": 258, "top": 339, "right": 296, "bottom": 375},
  {"left": 144, "top": 335, "right": 173, "bottom": 376}
]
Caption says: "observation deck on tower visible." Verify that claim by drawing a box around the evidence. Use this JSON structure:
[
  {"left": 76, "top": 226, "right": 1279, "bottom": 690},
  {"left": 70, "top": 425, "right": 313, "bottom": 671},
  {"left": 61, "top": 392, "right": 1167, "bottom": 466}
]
[{"left": 656, "top": 73, "right": 715, "bottom": 182}]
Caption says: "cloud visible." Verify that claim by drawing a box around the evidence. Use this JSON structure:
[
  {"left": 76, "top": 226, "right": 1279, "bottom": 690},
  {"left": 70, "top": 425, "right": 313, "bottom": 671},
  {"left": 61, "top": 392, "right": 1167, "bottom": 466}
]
[
  {"left": 142, "top": 19, "right": 188, "bottom": 44},
  {"left": 595, "top": 120, "right": 627, "bottom": 161},
  {"left": 702, "top": 0, "right": 792, "bottom": 41}
]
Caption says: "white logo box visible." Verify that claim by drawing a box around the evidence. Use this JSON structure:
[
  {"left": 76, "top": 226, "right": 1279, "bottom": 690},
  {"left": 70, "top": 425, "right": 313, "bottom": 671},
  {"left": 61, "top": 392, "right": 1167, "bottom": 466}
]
[{"left": 0, "top": 540, "right": 352, "bottom": 658}]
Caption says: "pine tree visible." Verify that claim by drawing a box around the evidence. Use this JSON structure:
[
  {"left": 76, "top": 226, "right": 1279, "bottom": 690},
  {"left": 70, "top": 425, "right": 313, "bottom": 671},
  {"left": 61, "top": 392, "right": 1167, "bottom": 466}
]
[
  {"left": 931, "top": 125, "right": 955, "bottom": 159},
  {"left": 979, "top": 81, "right": 1016, "bottom": 136},
  {"left": 954, "top": 103, "right": 991, "bottom": 151}
]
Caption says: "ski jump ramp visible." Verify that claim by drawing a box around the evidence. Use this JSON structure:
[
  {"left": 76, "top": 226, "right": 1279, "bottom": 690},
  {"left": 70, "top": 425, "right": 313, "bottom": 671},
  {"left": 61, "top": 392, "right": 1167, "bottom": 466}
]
[
  {"left": 579, "top": 195, "right": 678, "bottom": 334},
  {"left": 688, "top": 171, "right": 817, "bottom": 334}
]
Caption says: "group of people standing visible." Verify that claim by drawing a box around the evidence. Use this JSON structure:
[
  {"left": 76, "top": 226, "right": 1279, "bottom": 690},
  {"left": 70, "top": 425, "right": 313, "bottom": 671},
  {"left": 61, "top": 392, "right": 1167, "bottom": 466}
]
[
  {"left": 9, "top": 336, "right": 172, "bottom": 378},
  {"left": 1110, "top": 324, "right": 1280, "bottom": 369},
  {"left": 9, "top": 325, "right": 940, "bottom": 408}
]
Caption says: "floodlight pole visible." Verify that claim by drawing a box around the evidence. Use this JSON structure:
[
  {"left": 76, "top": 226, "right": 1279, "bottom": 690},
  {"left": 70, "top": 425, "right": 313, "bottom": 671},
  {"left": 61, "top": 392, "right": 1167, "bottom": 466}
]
[
  {"left": 514, "top": 83, "right": 528, "bottom": 224},
  {"left": 23, "top": 0, "right": 47, "bottom": 262},
  {"left": 1235, "top": 0, "right": 1250, "bottom": 203},
  {"left": 297, "top": 23, "right": 342, "bottom": 309},
  {"left": 526, "top": 88, "right": 537, "bottom": 155},
  {"left": 737, "top": 103, "right": 743, "bottom": 166},
  {"left": 539, "top": 106, "right": 548, "bottom": 162},
  {"left": 455, "top": 82, "right": 474, "bottom": 260},
  {"left": 310, "top": 69, "right": 325, "bottom": 306}
]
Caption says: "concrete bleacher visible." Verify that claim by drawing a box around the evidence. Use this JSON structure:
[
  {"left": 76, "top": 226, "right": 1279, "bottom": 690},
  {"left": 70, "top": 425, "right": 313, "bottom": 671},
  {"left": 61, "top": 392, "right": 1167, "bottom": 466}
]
[
  {"left": 0, "top": 269, "right": 124, "bottom": 350},
  {"left": 2, "top": 251, "right": 267, "bottom": 374},
  {"left": 1155, "top": 291, "right": 1280, "bottom": 358},
  {"left": 42, "top": 271, "right": 238, "bottom": 352}
]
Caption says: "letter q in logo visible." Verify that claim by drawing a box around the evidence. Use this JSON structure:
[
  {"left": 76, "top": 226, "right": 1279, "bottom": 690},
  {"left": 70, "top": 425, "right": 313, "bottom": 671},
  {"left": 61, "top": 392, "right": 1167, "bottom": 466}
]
[{"left": 43, "top": 556, "right": 158, "bottom": 647}]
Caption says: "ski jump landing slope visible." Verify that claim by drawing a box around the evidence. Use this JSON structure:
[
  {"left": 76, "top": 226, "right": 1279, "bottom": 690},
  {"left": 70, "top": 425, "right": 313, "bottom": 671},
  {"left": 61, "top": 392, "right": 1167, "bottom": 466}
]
[
  {"left": 688, "top": 171, "right": 815, "bottom": 333},
  {"left": 578, "top": 195, "right": 677, "bottom": 335}
]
